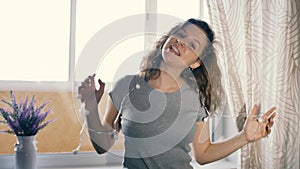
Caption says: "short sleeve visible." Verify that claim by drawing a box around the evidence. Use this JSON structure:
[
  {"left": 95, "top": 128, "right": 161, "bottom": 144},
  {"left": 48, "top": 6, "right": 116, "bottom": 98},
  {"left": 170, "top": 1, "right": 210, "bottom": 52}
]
[
  {"left": 196, "top": 106, "right": 208, "bottom": 122},
  {"left": 109, "top": 75, "right": 136, "bottom": 111}
]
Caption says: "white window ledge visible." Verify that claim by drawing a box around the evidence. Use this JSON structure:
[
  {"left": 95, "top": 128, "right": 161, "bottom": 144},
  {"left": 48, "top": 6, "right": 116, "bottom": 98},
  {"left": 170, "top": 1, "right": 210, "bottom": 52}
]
[{"left": 0, "top": 151, "right": 237, "bottom": 169}]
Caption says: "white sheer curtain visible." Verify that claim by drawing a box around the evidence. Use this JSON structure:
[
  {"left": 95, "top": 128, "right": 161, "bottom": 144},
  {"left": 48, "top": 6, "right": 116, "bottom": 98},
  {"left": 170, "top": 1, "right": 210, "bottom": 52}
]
[{"left": 206, "top": 0, "right": 300, "bottom": 168}]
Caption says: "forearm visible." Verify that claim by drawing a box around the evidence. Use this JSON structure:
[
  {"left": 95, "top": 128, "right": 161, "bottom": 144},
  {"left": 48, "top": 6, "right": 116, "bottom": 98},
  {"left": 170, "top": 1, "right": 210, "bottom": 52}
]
[
  {"left": 85, "top": 103, "right": 102, "bottom": 128},
  {"left": 194, "top": 130, "right": 249, "bottom": 164},
  {"left": 78, "top": 75, "right": 116, "bottom": 154},
  {"left": 85, "top": 103, "right": 115, "bottom": 154},
  {"left": 194, "top": 105, "right": 276, "bottom": 165}
]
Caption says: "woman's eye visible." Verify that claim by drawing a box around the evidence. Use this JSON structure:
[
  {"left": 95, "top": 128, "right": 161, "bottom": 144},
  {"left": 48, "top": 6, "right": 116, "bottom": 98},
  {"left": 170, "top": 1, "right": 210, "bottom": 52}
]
[
  {"left": 177, "top": 32, "right": 184, "bottom": 38},
  {"left": 189, "top": 42, "right": 196, "bottom": 50}
]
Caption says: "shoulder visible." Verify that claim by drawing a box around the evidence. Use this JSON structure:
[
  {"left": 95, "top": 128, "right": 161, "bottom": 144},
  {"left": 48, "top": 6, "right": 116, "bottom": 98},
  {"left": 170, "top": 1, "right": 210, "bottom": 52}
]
[
  {"left": 111, "top": 74, "right": 141, "bottom": 91},
  {"left": 113, "top": 74, "right": 139, "bottom": 86}
]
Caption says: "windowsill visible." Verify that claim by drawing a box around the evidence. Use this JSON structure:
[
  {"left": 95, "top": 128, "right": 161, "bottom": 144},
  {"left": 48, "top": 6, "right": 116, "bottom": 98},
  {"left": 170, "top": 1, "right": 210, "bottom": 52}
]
[
  {"left": 0, "top": 81, "right": 74, "bottom": 92},
  {"left": 0, "top": 151, "right": 237, "bottom": 169},
  {"left": 0, "top": 152, "right": 121, "bottom": 169}
]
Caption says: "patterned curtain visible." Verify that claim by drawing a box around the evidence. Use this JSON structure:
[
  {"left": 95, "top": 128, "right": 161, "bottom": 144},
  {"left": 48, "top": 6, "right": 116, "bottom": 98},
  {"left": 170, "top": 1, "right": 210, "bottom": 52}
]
[{"left": 206, "top": 0, "right": 300, "bottom": 168}]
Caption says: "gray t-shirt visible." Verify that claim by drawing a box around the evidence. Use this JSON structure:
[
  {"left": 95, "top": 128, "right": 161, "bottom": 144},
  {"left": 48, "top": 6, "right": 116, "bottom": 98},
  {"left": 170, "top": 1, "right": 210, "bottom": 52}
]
[{"left": 109, "top": 75, "right": 207, "bottom": 169}]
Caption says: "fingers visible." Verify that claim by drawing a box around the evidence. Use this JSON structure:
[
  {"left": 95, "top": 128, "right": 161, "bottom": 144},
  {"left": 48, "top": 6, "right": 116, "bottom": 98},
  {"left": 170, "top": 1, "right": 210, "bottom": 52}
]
[
  {"left": 260, "top": 108, "right": 276, "bottom": 138},
  {"left": 80, "top": 74, "right": 105, "bottom": 90},
  {"left": 98, "top": 78, "right": 104, "bottom": 85},
  {"left": 78, "top": 75, "right": 92, "bottom": 93},
  {"left": 98, "top": 79, "right": 105, "bottom": 91},
  {"left": 91, "top": 74, "right": 96, "bottom": 86},
  {"left": 84, "top": 74, "right": 106, "bottom": 91},
  {"left": 262, "top": 107, "right": 276, "bottom": 121},
  {"left": 250, "top": 104, "right": 259, "bottom": 118},
  {"left": 266, "top": 124, "right": 271, "bottom": 135},
  {"left": 255, "top": 106, "right": 276, "bottom": 123},
  {"left": 77, "top": 74, "right": 106, "bottom": 103},
  {"left": 247, "top": 105, "right": 277, "bottom": 140},
  {"left": 80, "top": 74, "right": 97, "bottom": 89},
  {"left": 84, "top": 74, "right": 95, "bottom": 87},
  {"left": 267, "top": 112, "right": 276, "bottom": 128}
]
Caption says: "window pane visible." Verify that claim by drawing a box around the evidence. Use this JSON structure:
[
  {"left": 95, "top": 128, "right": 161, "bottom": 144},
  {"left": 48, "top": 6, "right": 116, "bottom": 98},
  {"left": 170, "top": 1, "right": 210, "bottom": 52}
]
[
  {"left": 96, "top": 35, "right": 145, "bottom": 82},
  {"left": 157, "top": 0, "right": 200, "bottom": 20},
  {"left": 155, "top": 0, "right": 201, "bottom": 39},
  {"left": 75, "top": 0, "right": 145, "bottom": 83},
  {"left": 75, "top": 0, "right": 146, "bottom": 153},
  {"left": 202, "top": 0, "right": 210, "bottom": 22},
  {"left": 0, "top": 0, "right": 70, "bottom": 81},
  {"left": 0, "top": 0, "right": 146, "bottom": 156}
]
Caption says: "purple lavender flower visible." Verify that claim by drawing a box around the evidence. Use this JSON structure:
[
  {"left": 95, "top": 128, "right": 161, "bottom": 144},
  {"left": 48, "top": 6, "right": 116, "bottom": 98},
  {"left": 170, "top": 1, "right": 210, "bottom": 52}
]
[{"left": 0, "top": 91, "right": 56, "bottom": 136}]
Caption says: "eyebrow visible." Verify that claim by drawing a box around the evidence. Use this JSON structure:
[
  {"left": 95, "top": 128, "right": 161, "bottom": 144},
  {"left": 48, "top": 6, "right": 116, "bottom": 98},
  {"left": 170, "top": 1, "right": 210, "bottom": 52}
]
[{"left": 181, "top": 27, "right": 202, "bottom": 50}]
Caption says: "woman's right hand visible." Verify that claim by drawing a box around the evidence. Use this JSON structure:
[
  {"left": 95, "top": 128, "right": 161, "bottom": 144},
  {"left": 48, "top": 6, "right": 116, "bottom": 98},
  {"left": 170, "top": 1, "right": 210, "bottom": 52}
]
[
  {"left": 243, "top": 105, "right": 276, "bottom": 142},
  {"left": 78, "top": 74, "right": 105, "bottom": 110}
]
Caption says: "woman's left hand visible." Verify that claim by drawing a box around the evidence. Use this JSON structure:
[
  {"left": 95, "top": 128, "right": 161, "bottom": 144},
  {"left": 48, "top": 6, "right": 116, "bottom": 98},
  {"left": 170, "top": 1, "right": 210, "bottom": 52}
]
[
  {"left": 243, "top": 105, "right": 276, "bottom": 142},
  {"left": 78, "top": 74, "right": 105, "bottom": 110}
]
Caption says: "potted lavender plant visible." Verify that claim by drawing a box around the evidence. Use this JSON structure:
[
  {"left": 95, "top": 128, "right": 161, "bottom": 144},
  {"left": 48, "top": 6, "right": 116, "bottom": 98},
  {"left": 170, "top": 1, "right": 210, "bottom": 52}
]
[{"left": 0, "top": 91, "right": 56, "bottom": 169}]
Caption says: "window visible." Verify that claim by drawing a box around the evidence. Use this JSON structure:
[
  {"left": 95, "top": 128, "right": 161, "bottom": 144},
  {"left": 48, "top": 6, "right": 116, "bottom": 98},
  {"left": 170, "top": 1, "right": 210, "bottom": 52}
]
[
  {"left": 0, "top": 0, "right": 70, "bottom": 82},
  {"left": 0, "top": 1, "right": 239, "bottom": 169}
]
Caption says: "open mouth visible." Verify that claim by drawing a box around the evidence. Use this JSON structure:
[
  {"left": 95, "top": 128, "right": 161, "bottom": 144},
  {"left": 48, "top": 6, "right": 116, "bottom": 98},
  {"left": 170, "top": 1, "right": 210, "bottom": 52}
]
[{"left": 169, "top": 45, "right": 180, "bottom": 56}]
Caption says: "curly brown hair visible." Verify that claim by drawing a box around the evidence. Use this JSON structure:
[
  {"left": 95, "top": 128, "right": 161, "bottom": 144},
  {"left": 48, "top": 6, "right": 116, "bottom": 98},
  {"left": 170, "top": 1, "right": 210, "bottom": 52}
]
[{"left": 139, "top": 18, "right": 224, "bottom": 114}]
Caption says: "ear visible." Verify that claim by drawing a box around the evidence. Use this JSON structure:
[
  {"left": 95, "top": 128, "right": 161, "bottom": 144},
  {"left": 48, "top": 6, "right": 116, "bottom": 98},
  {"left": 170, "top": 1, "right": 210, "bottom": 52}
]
[{"left": 189, "top": 59, "right": 202, "bottom": 69}]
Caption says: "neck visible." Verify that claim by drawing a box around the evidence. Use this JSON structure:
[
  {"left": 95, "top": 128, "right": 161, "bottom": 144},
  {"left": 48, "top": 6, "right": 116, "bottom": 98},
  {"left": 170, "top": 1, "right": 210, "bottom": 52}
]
[
  {"left": 148, "top": 62, "right": 185, "bottom": 93},
  {"left": 159, "top": 62, "right": 185, "bottom": 81}
]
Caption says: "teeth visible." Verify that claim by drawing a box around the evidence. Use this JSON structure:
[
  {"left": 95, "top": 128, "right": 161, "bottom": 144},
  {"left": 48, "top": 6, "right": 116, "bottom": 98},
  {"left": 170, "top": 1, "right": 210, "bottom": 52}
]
[{"left": 171, "top": 45, "right": 180, "bottom": 56}]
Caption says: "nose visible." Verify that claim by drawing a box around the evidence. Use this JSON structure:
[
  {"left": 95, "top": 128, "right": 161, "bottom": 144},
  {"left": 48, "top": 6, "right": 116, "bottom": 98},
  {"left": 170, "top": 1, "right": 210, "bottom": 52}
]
[{"left": 175, "top": 38, "right": 184, "bottom": 47}]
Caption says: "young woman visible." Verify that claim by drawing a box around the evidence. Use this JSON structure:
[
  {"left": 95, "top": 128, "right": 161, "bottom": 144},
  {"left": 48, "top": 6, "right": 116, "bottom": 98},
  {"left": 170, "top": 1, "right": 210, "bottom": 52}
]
[{"left": 78, "top": 18, "right": 276, "bottom": 169}]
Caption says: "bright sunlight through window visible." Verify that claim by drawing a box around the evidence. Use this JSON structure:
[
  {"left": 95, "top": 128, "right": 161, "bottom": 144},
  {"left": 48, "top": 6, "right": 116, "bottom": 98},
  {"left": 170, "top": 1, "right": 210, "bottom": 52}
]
[{"left": 0, "top": 0, "right": 70, "bottom": 82}]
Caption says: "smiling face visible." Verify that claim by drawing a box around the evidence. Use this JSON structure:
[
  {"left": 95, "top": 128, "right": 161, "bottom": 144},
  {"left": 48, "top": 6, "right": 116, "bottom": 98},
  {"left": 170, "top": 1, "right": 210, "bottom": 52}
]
[{"left": 162, "top": 23, "right": 208, "bottom": 69}]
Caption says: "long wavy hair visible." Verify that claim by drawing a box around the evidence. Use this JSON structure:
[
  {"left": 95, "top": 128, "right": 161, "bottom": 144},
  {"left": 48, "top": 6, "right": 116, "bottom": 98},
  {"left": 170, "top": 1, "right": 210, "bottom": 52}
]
[{"left": 139, "top": 18, "right": 224, "bottom": 114}]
